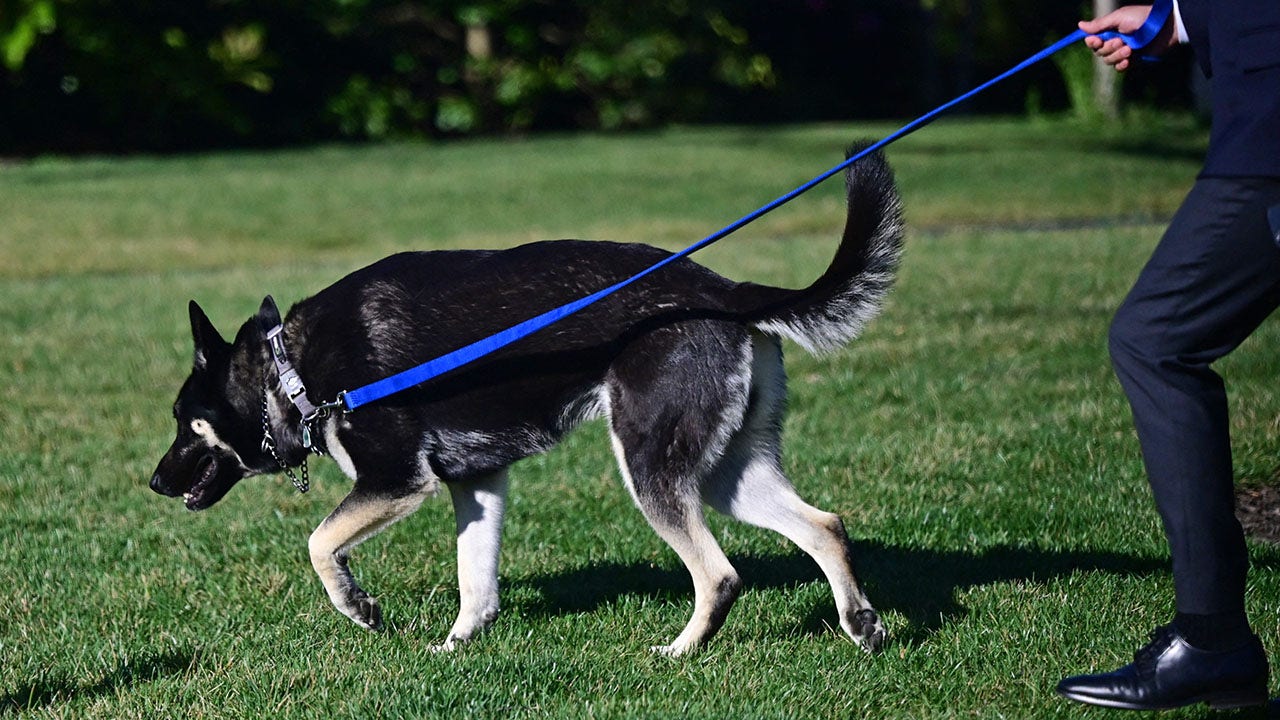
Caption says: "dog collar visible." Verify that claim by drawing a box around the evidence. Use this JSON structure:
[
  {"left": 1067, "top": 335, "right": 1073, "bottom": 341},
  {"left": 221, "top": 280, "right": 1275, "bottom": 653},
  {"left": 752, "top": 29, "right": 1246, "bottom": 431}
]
[
  {"left": 260, "top": 305, "right": 343, "bottom": 458},
  {"left": 266, "top": 322, "right": 321, "bottom": 420}
]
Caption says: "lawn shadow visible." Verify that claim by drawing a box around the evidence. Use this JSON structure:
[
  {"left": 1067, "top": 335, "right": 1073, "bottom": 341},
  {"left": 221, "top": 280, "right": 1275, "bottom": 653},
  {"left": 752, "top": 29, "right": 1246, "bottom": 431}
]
[
  {"left": 1, "top": 647, "right": 198, "bottom": 714},
  {"left": 508, "top": 541, "right": 1166, "bottom": 646}
]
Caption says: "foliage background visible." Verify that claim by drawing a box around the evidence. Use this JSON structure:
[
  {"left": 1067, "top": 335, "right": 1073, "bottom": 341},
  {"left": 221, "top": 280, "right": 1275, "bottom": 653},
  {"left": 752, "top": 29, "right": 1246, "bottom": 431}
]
[{"left": 1, "top": 0, "right": 1201, "bottom": 153}]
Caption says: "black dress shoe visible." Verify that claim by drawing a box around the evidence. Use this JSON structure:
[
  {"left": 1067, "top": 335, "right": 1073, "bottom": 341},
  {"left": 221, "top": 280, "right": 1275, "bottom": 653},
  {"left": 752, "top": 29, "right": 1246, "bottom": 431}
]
[{"left": 1057, "top": 624, "right": 1269, "bottom": 710}]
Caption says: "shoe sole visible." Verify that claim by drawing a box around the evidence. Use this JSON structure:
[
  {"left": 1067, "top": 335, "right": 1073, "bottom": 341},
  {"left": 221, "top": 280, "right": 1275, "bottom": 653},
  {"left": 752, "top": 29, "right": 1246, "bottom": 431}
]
[
  {"left": 1205, "top": 687, "right": 1271, "bottom": 711},
  {"left": 1057, "top": 686, "right": 1269, "bottom": 711}
]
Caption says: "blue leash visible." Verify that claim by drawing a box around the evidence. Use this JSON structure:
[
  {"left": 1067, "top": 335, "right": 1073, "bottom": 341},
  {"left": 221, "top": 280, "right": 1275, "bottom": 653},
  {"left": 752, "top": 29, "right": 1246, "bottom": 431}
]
[{"left": 336, "top": 3, "right": 1171, "bottom": 414}]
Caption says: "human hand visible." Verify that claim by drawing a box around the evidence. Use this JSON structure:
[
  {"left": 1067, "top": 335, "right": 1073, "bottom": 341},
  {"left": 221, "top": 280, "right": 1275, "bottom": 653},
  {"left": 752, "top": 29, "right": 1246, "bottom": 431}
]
[{"left": 1078, "top": 5, "right": 1177, "bottom": 72}]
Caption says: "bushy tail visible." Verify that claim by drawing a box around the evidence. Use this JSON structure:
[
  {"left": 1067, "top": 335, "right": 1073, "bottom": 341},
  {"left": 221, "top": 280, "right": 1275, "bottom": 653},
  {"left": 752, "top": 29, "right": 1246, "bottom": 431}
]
[{"left": 733, "top": 142, "right": 904, "bottom": 354}]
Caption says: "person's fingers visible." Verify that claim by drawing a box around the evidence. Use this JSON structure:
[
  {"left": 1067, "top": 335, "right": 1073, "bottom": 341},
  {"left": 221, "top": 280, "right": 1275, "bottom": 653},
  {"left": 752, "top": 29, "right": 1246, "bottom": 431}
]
[
  {"left": 1098, "top": 39, "right": 1132, "bottom": 64},
  {"left": 1078, "top": 14, "right": 1121, "bottom": 34},
  {"left": 1079, "top": 5, "right": 1154, "bottom": 36}
]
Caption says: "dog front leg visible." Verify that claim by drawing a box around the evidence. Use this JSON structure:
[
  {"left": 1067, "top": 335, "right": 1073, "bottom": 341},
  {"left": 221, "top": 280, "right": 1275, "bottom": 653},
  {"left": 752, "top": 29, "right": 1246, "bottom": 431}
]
[
  {"left": 309, "top": 488, "right": 427, "bottom": 630},
  {"left": 438, "top": 471, "right": 509, "bottom": 650}
]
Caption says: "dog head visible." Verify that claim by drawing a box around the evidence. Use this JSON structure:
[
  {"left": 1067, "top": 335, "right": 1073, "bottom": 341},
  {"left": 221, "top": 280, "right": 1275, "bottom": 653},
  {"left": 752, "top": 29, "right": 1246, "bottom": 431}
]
[{"left": 151, "top": 300, "right": 278, "bottom": 511}]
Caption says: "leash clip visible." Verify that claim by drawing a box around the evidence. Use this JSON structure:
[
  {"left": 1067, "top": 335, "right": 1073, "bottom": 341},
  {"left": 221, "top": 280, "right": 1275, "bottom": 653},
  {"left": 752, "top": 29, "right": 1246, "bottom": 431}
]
[{"left": 299, "top": 393, "right": 348, "bottom": 456}]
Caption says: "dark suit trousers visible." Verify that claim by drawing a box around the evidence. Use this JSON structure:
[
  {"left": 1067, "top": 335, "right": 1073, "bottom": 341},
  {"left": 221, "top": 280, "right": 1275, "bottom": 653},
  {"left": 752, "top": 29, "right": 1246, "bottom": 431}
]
[{"left": 1109, "top": 177, "right": 1280, "bottom": 615}]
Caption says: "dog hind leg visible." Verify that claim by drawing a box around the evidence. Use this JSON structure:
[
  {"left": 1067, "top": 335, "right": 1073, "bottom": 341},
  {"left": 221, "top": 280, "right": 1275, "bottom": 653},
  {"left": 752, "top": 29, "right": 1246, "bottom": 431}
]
[
  {"left": 655, "top": 534, "right": 740, "bottom": 657},
  {"left": 705, "top": 451, "right": 885, "bottom": 652},
  {"left": 703, "top": 338, "right": 885, "bottom": 651},
  {"left": 613, "top": 449, "right": 742, "bottom": 658},
  {"left": 438, "top": 470, "right": 509, "bottom": 650},
  {"left": 309, "top": 487, "right": 429, "bottom": 630},
  {"left": 604, "top": 321, "right": 758, "bottom": 655}
]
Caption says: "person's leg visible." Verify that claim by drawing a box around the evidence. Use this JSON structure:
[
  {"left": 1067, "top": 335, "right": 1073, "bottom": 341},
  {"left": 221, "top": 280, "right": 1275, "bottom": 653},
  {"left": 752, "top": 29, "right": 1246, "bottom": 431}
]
[
  {"left": 1058, "top": 177, "right": 1280, "bottom": 711},
  {"left": 1109, "top": 177, "right": 1280, "bottom": 621}
]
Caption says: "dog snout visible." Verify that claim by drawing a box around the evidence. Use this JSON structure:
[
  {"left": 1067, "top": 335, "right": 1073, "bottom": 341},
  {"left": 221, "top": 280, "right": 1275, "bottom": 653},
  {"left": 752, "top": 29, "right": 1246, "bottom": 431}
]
[{"left": 150, "top": 472, "right": 180, "bottom": 497}]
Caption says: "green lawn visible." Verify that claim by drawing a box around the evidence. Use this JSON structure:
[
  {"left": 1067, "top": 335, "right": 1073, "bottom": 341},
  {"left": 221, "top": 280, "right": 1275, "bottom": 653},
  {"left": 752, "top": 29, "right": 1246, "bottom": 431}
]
[{"left": 3, "top": 117, "right": 1278, "bottom": 719}]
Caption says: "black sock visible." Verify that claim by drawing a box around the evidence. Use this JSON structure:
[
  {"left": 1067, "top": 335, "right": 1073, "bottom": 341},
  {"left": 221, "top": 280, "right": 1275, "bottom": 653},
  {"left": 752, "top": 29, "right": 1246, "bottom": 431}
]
[{"left": 1174, "top": 611, "right": 1254, "bottom": 652}]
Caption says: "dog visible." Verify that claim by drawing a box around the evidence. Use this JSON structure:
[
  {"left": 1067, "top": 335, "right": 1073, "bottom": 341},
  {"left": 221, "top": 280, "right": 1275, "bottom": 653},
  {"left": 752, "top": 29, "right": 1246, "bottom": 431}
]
[{"left": 150, "top": 144, "right": 903, "bottom": 656}]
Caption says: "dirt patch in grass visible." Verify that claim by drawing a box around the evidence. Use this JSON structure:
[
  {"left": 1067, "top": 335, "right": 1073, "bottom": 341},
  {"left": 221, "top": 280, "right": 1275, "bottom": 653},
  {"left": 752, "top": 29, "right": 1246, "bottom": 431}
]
[{"left": 1237, "top": 484, "right": 1280, "bottom": 545}]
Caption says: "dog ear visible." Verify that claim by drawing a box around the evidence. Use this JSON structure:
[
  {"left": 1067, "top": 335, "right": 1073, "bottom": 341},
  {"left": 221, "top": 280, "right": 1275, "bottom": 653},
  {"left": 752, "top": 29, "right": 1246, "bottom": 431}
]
[
  {"left": 256, "top": 295, "right": 283, "bottom": 335},
  {"left": 189, "top": 300, "right": 229, "bottom": 371}
]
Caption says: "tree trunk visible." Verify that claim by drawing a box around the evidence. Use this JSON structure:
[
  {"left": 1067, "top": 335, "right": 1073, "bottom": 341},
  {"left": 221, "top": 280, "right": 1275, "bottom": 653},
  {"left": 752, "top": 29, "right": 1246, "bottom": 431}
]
[{"left": 1092, "top": 0, "right": 1120, "bottom": 118}]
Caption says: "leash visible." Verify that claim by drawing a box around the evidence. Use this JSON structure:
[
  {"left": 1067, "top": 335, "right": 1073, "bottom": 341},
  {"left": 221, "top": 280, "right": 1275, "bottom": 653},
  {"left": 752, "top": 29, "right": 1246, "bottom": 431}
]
[{"left": 282, "top": 3, "right": 1172, "bottom": 425}]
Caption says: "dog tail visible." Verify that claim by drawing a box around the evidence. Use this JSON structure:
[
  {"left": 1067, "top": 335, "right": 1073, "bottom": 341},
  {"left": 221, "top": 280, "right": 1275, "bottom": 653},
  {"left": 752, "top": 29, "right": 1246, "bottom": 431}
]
[{"left": 733, "top": 142, "right": 904, "bottom": 354}]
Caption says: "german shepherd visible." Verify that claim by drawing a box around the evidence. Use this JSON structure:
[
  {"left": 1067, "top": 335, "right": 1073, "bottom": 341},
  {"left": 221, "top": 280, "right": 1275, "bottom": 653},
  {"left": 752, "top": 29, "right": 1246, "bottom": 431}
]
[{"left": 150, "top": 145, "right": 902, "bottom": 656}]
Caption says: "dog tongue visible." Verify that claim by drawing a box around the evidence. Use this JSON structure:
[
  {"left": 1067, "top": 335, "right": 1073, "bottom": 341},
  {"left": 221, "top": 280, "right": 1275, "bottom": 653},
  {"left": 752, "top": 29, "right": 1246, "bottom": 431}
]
[{"left": 184, "top": 456, "right": 220, "bottom": 510}]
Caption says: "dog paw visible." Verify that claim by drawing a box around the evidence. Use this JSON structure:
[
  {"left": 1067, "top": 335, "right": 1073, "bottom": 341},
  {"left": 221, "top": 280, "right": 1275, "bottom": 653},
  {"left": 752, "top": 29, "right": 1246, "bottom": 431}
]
[
  {"left": 853, "top": 608, "right": 886, "bottom": 653},
  {"left": 349, "top": 594, "right": 383, "bottom": 631},
  {"left": 431, "top": 631, "right": 478, "bottom": 653},
  {"left": 650, "top": 642, "right": 694, "bottom": 658},
  {"left": 429, "top": 639, "right": 459, "bottom": 654}
]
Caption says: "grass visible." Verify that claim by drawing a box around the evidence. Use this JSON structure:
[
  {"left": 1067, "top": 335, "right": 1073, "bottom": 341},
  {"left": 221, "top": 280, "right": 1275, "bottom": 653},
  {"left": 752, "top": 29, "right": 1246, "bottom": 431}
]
[{"left": 2, "top": 115, "right": 1279, "bottom": 719}]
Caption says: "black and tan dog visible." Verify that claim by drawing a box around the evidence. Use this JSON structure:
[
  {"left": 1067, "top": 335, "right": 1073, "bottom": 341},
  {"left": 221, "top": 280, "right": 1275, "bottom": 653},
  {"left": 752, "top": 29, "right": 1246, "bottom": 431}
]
[{"left": 150, "top": 145, "right": 903, "bottom": 656}]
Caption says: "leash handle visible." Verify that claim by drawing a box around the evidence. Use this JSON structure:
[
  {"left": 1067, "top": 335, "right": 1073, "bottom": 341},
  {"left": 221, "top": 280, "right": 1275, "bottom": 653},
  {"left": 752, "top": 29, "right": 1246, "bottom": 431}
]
[
  {"left": 337, "top": 0, "right": 1173, "bottom": 413},
  {"left": 1087, "top": 0, "right": 1174, "bottom": 52}
]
